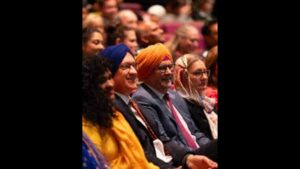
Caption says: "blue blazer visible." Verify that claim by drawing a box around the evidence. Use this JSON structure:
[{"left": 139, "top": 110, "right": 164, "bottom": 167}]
[{"left": 132, "top": 83, "right": 211, "bottom": 165}]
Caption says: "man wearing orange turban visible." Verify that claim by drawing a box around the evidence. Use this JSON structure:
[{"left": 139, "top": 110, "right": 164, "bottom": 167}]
[
  {"left": 133, "top": 43, "right": 218, "bottom": 169},
  {"left": 136, "top": 43, "right": 173, "bottom": 82}
]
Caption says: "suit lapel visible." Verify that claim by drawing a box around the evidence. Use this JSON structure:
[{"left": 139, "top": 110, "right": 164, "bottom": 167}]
[
  {"left": 141, "top": 84, "right": 178, "bottom": 126},
  {"left": 168, "top": 91, "right": 186, "bottom": 116},
  {"left": 140, "top": 84, "right": 188, "bottom": 145},
  {"left": 114, "top": 95, "right": 148, "bottom": 131}
]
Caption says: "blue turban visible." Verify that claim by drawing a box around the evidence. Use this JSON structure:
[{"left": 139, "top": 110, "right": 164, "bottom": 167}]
[{"left": 98, "top": 43, "right": 133, "bottom": 76}]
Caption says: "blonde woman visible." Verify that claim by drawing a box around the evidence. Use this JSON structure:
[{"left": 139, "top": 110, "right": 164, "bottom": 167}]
[{"left": 174, "top": 53, "right": 217, "bottom": 140}]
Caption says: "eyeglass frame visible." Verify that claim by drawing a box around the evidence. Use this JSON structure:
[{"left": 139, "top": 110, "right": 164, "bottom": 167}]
[
  {"left": 119, "top": 62, "right": 137, "bottom": 71},
  {"left": 190, "top": 69, "right": 210, "bottom": 77}
]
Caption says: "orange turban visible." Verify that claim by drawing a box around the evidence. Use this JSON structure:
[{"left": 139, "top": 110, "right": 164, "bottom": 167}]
[{"left": 136, "top": 43, "right": 173, "bottom": 81}]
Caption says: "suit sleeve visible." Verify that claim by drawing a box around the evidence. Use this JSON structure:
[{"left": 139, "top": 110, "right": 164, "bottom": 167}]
[{"left": 134, "top": 96, "right": 192, "bottom": 167}]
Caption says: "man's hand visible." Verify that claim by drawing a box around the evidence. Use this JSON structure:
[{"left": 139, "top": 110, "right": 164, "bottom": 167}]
[{"left": 186, "top": 155, "right": 218, "bottom": 169}]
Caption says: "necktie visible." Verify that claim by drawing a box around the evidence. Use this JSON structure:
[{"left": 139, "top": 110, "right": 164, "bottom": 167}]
[
  {"left": 129, "top": 99, "right": 158, "bottom": 140},
  {"left": 129, "top": 98, "right": 170, "bottom": 155},
  {"left": 164, "top": 93, "right": 198, "bottom": 149}
]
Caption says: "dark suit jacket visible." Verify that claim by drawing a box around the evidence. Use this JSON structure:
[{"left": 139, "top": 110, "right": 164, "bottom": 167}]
[
  {"left": 184, "top": 98, "right": 214, "bottom": 140},
  {"left": 132, "top": 83, "right": 213, "bottom": 165},
  {"left": 114, "top": 94, "right": 173, "bottom": 169}
]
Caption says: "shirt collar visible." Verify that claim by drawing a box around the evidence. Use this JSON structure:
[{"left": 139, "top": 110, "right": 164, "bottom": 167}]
[
  {"left": 145, "top": 84, "right": 166, "bottom": 100},
  {"left": 115, "top": 92, "right": 131, "bottom": 105}
]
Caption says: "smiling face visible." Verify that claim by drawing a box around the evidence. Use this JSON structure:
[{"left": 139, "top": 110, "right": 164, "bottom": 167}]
[
  {"left": 98, "top": 69, "right": 115, "bottom": 102},
  {"left": 146, "top": 59, "right": 174, "bottom": 93},
  {"left": 113, "top": 52, "right": 138, "bottom": 95},
  {"left": 83, "top": 32, "right": 104, "bottom": 57}
]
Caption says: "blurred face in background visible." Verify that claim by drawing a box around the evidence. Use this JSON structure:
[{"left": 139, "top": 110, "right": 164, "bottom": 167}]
[
  {"left": 84, "top": 14, "right": 105, "bottom": 34},
  {"left": 199, "top": 0, "right": 215, "bottom": 14},
  {"left": 83, "top": 32, "right": 104, "bottom": 57},
  {"left": 210, "top": 22, "right": 218, "bottom": 46},
  {"left": 178, "top": 27, "right": 200, "bottom": 54},
  {"left": 102, "top": 0, "right": 118, "bottom": 20},
  {"left": 147, "top": 21, "right": 165, "bottom": 44},
  {"left": 122, "top": 30, "right": 138, "bottom": 55},
  {"left": 203, "top": 22, "right": 218, "bottom": 49},
  {"left": 119, "top": 11, "right": 138, "bottom": 29}
]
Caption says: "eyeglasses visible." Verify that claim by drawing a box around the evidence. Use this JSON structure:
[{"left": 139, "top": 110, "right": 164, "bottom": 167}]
[
  {"left": 156, "top": 64, "right": 174, "bottom": 73},
  {"left": 191, "top": 69, "right": 210, "bottom": 77},
  {"left": 119, "top": 63, "right": 137, "bottom": 71}
]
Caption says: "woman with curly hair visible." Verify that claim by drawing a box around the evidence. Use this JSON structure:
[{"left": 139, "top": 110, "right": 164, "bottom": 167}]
[{"left": 82, "top": 56, "right": 159, "bottom": 169}]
